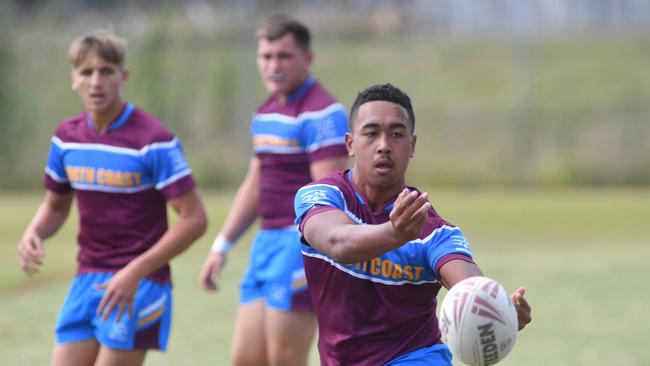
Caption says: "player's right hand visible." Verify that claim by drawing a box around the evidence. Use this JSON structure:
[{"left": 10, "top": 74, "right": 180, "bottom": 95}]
[
  {"left": 199, "top": 252, "right": 227, "bottom": 292},
  {"left": 389, "top": 188, "right": 430, "bottom": 244},
  {"left": 17, "top": 231, "right": 45, "bottom": 276}
]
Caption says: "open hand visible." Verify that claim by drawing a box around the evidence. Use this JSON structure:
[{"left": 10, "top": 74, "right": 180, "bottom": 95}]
[
  {"left": 96, "top": 268, "right": 141, "bottom": 323},
  {"left": 389, "top": 188, "right": 430, "bottom": 243}
]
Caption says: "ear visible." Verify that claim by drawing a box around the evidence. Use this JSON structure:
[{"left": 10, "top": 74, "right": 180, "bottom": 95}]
[
  {"left": 71, "top": 72, "right": 78, "bottom": 91},
  {"left": 121, "top": 68, "right": 130, "bottom": 83},
  {"left": 345, "top": 132, "right": 354, "bottom": 157},
  {"left": 305, "top": 50, "right": 314, "bottom": 67},
  {"left": 410, "top": 134, "right": 417, "bottom": 158}
]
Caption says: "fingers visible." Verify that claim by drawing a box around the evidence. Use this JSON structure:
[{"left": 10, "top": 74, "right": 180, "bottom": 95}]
[
  {"left": 17, "top": 236, "right": 45, "bottom": 276},
  {"left": 411, "top": 194, "right": 431, "bottom": 222},
  {"left": 95, "top": 282, "right": 133, "bottom": 322},
  {"left": 512, "top": 287, "right": 532, "bottom": 330},
  {"left": 391, "top": 190, "right": 429, "bottom": 220},
  {"left": 390, "top": 190, "right": 430, "bottom": 242},
  {"left": 96, "top": 283, "right": 110, "bottom": 319},
  {"left": 199, "top": 256, "right": 223, "bottom": 292},
  {"left": 199, "top": 265, "right": 217, "bottom": 291},
  {"left": 116, "top": 302, "right": 126, "bottom": 323}
]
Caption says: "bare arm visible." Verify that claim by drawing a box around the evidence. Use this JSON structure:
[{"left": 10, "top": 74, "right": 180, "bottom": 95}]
[
  {"left": 17, "top": 190, "right": 74, "bottom": 275},
  {"left": 303, "top": 189, "right": 430, "bottom": 264},
  {"left": 310, "top": 156, "right": 349, "bottom": 180},
  {"left": 439, "top": 259, "right": 532, "bottom": 330},
  {"left": 199, "top": 156, "right": 261, "bottom": 291},
  {"left": 121, "top": 188, "right": 208, "bottom": 279},
  {"left": 437, "top": 258, "right": 483, "bottom": 289},
  {"left": 97, "top": 188, "right": 208, "bottom": 321},
  {"left": 218, "top": 156, "right": 262, "bottom": 243}
]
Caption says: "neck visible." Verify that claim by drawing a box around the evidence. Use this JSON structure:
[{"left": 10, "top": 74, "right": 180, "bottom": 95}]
[
  {"left": 275, "top": 74, "right": 310, "bottom": 106},
  {"left": 350, "top": 167, "right": 406, "bottom": 212},
  {"left": 89, "top": 101, "right": 125, "bottom": 133}
]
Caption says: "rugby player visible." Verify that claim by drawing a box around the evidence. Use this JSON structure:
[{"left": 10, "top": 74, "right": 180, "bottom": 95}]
[
  {"left": 294, "top": 83, "right": 532, "bottom": 365},
  {"left": 199, "top": 14, "right": 349, "bottom": 366},
  {"left": 17, "top": 31, "right": 207, "bottom": 366}
]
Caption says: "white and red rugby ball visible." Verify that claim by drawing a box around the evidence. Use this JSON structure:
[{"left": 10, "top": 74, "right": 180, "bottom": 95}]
[{"left": 439, "top": 276, "right": 518, "bottom": 366}]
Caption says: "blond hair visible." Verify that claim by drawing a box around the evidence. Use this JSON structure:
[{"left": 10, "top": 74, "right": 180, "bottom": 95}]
[{"left": 68, "top": 31, "right": 126, "bottom": 68}]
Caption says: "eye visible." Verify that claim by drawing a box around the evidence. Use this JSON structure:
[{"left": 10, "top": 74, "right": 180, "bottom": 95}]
[
  {"left": 79, "top": 69, "right": 93, "bottom": 77},
  {"left": 392, "top": 131, "right": 405, "bottom": 138},
  {"left": 278, "top": 52, "right": 293, "bottom": 60},
  {"left": 99, "top": 67, "right": 116, "bottom": 76},
  {"left": 363, "top": 131, "right": 377, "bottom": 137}
]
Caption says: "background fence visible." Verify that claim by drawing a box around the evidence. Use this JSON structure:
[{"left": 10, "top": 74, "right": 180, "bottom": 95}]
[{"left": 1, "top": 0, "right": 649, "bottom": 189}]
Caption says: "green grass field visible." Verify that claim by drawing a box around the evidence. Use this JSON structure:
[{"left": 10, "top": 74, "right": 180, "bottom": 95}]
[{"left": 1, "top": 188, "right": 649, "bottom": 365}]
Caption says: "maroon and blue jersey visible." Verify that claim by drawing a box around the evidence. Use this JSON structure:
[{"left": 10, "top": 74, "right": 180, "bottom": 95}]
[
  {"left": 252, "top": 76, "right": 348, "bottom": 229},
  {"left": 294, "top": 170, "right": 475, "bottom": 366},
  {"left": 43, "top": 103, "right": 196, "bottom": 284}
]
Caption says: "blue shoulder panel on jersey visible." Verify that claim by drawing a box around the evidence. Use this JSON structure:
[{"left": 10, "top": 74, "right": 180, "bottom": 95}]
[
  {"left": 300, "top": 103, "right": 348, "bottom": 152},
  {"left": 45, "top": 138, "right": 68, "bottom": 182},
  {"left": 144, "top": 138, "right": 192, "bottom": 190},
  {"left": 294, "top": 183, "right": 347, "bottom": 225},
  {"left": 424, "top": 226, "right": 473, "bottom": 271},
  {"left": 46, "top": 136, "right": 191, "bottom": 193}
]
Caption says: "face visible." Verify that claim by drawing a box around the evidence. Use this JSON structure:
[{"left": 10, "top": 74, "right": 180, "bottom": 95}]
[
  {"left": 71, "top": 52, "right": 128, "bottom": 117},
  {"left": 257, "top": 34, "right": 312, "bottom": 101},
  {"left": 346, "top": 100, "right": 416, "bottom": 189}
]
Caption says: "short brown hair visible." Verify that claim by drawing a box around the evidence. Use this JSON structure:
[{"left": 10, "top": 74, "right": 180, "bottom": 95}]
[
  {"left": 68, "top": 31, "right": 126, "bottom": 68},
  {"left": 255, "top": 14, "right": 311, "bottom": 51}
]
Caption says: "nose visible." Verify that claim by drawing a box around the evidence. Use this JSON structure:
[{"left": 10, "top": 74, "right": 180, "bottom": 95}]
[
  {"left": 268, "top": 56, "right": 282, "bottom": 72},
  {"left": 377, "top": 133, "right": 391, "bottom": 154},
  {"left": 89, "top": 70, "right": 102, "bottom": 86}
]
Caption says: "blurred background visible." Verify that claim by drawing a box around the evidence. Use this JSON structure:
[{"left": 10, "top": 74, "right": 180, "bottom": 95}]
[
  {"left": 1, "top": 1, "right": 650, "bottom": 365},
  {"left": 1, "top": 0, "right": 649, "bottom": 190}
]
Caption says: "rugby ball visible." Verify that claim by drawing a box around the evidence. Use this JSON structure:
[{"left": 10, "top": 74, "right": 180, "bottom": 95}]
[{"left": 439, "top": 276, "right": 517, "bottom": 366}]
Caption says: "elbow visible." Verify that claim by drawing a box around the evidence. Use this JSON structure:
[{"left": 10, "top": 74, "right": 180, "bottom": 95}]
[
  {"left": 188, "top": 209, "right": 208, "bottom": 241},
  {"left": 196, "top": 212, "right": 208, "bottom": 237},
  {"left": 328, "top": 231, "right": 358, "bottom": 264},
  {"left": 331, "top": 251, "right": 357, "bottom": 265}
]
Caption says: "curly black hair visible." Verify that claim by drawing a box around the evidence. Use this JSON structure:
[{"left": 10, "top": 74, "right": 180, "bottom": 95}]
[{"left": 349, "top": 83, "right": 415, "bottom": 132}]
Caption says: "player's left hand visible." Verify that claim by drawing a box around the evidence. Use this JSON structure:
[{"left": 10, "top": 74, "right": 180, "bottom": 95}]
[
  {"left": 511, "top": 287, "right": 532, "bottom": 330},
  {"left": 389, "top": 188, "right": 430, "bottom": 244},
  {"left": 96, "top": 268, "right": 141, "bottom": 322}
]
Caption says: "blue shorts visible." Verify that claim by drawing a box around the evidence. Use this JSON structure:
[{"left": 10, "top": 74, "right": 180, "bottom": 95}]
[
  {"left": 240, "top": 227, "right": 313, "bottom": 311},
  {"left": 385, "top": 344, "right": 452, "bottom": 365},
  {"left": 55, "top": 272, "right": 172, "bottom": 351}
]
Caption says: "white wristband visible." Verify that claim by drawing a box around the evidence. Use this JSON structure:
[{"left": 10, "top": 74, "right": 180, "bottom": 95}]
[{"left": 210, "top": 234, "right": 234, "bottom": 253}]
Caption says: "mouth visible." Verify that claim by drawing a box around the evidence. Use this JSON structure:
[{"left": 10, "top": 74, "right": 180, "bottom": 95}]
[
  {"left": 374, "top": 159, "right": 394, "bottom": 173},
  {"left": 89, "top": 93, "right": 105, "bottom": 104},
  {"left": 268, "top": 73, "right": 285, "bottom": 82}
]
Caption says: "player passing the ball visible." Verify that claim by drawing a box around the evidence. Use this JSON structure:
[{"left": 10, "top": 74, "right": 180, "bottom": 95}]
[
  {"left": 198, "top": 14, "right": 349, "bottom": 366},
  {"left": 16, "top": 31, "right": 208, "bottom": 366},
  {"left": 294, "top": 84, "right": 532, "bottom": 365}
]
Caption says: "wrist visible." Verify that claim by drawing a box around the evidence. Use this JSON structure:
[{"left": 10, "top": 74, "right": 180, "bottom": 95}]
[{"left": 210, "top": 234, "right": 234, "bottom": 253}]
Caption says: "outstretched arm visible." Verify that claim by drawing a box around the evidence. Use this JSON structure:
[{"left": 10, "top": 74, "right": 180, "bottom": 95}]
[
  {"left": 17, "top": 190, "right": 74, "bottom": 276},
  {"left": 303, "top": 188, "right": 430, "bottom": 264},
  {"left": 97, "top": 188, "right": 208, "bottom": 321},
  {"left": 199, "top": 156, "right": 261, "bottom": 291}
]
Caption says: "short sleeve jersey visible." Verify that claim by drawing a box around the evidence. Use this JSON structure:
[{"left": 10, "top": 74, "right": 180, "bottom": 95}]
[
  {"left": 252, "top": 76, "right": 349, "bottom": 229},
  {"left": 43, "top": 103, "right": 196, "bottom": 283},
  {"left": 294, "top": 170, "right": 475, "bottom": 366}
]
